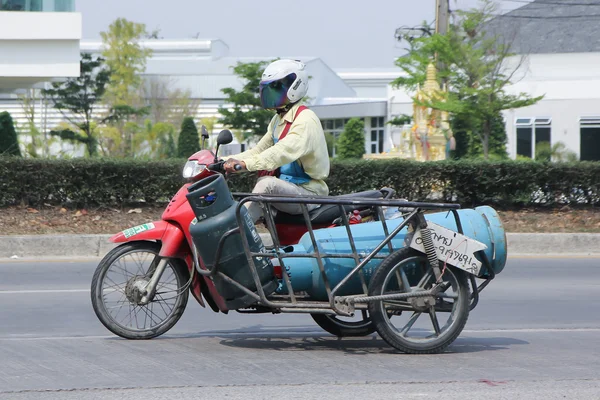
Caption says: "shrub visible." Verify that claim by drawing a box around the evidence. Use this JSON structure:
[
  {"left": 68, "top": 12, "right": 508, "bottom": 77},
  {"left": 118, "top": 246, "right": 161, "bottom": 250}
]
[
  {"left": 176, "top": 117, "right": 200, "bottom": 158},
  {"left": 336, "top": 118, "right": 365, "bottom": 159},
  {"left": 0, "top": 112, "right": 21, "bottom": 157}
]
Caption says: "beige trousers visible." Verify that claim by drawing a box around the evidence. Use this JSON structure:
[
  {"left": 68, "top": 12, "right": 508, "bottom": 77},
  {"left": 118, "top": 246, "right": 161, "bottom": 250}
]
[{"left": 245, "top": 176, "right": 318, "bottom": 223}]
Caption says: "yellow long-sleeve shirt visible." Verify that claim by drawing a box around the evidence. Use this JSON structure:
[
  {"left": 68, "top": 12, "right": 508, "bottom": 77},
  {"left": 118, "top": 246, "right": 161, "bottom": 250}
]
[{"left": 230, "top": 103, "right": 330, "bottom": 196}]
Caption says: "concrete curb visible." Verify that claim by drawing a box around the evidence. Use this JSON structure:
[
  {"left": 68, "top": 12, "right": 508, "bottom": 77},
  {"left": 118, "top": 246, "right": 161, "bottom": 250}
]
[
  {"left": 1, "top": 233, "right": 600, "bottom": 260},
  {"left": 504, "top": 233, "right": 600, "bottom": 257},
  {"left": 0, "top": 234, "right": 114, "bottom": 259}
]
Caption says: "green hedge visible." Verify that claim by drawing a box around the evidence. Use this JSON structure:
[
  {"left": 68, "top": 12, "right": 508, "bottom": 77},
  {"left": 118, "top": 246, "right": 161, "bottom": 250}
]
[
  {"left": 0, "top": 158, "right": 184, "bottom": 208},
  {"left": 329, "top": 159, "right": 600, "bottom": 208},
  {"left": 1, "top": 156, "right": 599, "bottom": 209}
]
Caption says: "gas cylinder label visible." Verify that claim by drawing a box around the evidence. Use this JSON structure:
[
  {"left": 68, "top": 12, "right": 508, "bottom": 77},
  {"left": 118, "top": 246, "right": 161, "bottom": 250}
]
[
  {"left": 194, "top": 214, "right": 208, "bottom": 223},
  {"left": 122, "top": 223, "right": 156, "bottom": 239},
  {"left": 251, "top": 228, "right": 260, "bottom": 243},
  {"left": 244, "top": 212, "right": 261, "bottom": 243},
  {"left": 410, "top": 222, "right": 487, "bottom": 276}
]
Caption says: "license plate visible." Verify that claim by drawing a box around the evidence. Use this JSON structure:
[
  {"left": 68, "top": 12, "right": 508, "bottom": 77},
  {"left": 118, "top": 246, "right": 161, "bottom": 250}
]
[{"left": 409, "top": 222, "right": 488, "bottom": 276}]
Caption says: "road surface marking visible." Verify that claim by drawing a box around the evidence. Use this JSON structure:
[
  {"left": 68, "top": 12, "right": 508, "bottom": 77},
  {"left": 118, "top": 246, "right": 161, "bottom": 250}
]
[{"left": 0, "top": 289, "right": 89, "bottom": 294}]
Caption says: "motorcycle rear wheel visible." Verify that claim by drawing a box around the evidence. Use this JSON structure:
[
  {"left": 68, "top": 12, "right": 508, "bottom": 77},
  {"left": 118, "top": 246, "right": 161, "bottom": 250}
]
[
  {"left": 91, "top": 241, "right": 189, "bottom": 340},
  {"left": 368, "top": 248, "right": 470, "bottom": 354},
  {"left": 311, "top": 311, "right": 376, "bottom": 337}
]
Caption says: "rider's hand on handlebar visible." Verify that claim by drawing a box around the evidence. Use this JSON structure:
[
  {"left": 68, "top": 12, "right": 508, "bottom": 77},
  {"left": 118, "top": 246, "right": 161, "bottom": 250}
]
[
  {"left": 207, "top": 160, "right": 225, "bottom": 172},
  {"left": 223, "top": 159, "right": 246, "bottom": 174}
]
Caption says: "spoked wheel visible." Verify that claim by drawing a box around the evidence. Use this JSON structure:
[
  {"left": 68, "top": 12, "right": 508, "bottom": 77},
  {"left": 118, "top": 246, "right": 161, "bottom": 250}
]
[
  {"left": 91, "top": 242, "right": 189, "bottom": 340},
  {"left": 311, "top": 310, "right": 376, "bottom": 337},
  {"left": 368, "top": 247, "right": 470, "bottom": 354}
]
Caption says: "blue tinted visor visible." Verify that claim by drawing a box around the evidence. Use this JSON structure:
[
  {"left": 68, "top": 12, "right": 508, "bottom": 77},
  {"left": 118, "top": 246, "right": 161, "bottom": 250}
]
[{"left": 259, "top": 73, "right": 296, "bottom": 109}]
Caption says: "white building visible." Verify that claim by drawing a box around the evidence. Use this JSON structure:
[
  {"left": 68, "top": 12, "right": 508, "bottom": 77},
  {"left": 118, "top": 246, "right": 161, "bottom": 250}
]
[
  {"left": 1, "top": 0, "right": 598, "bottom": 161},
  {"left": 481, "top": 0, "right": 600, "bottom": 161},
  {"left": 79, "top": 40, "right": 391, "bottom": 157},
  {"left": 0, "top": 0, "right": 81, "bottom": 92},
  {"left": 0, "top": 0, "right": 81, "bottom": 156}
]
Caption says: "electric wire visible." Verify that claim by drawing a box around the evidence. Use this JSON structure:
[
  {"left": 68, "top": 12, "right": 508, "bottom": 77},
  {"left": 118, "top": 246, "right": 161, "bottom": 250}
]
[{"left": 500, "top": 0, "right": 600, "bottom": 5}]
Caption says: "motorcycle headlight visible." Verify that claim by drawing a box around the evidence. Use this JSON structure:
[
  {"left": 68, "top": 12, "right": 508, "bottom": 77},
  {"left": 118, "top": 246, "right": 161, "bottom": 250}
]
[{"left": 182, "top": 160, "right": 206, "bottom": 178}]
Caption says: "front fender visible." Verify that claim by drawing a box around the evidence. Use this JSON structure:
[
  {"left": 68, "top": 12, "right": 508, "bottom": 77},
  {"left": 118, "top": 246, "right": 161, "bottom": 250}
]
[
  {"left": 110, "top": 221, "right": 189, "bottom": 259},
  {"left": 110, "top": 220, "right": 168, "bottom": 243}
]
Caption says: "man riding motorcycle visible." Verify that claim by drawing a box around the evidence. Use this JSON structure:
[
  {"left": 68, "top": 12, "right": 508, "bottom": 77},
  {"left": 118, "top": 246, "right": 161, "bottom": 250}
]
[{"left": 224, "top": 59, "right": 330, "bottom": 222}]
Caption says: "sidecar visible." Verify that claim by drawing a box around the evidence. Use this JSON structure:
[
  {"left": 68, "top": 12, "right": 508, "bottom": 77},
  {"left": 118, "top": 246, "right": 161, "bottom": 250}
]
[{"left": 186, "top": 175, "right": 507, "bottom": 354}]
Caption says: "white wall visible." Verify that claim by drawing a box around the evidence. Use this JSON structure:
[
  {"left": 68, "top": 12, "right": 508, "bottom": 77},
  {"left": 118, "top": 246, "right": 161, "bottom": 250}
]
[
  {"left": 385, "top": 52, "right": 600, "bottom": 159},
  {"left": 347, "top": 85, "right": 388, "bottom": 99},
  {"left": 504, "top": 99, "right": 600, "bottom": 159},
  {"left": 503, "top": 52, "right": 600, "bottom": 158},
  {"left": 0, "top": 11, "right": 81, "bottom": 90},
  {"left": 337, "top": 70, "right": 398, "bottom": 100}
]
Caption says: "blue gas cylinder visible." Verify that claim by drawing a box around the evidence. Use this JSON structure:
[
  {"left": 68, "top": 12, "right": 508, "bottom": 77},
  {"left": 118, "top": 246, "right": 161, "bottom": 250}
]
[{"left": 276, "top": 206, "right": 507, "bottom": 300}]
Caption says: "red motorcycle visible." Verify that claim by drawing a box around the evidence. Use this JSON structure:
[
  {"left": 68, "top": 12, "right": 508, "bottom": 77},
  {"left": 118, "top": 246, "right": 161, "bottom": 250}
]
[{"left": 90, "top": 127, "right": 393, "bottom": 340}]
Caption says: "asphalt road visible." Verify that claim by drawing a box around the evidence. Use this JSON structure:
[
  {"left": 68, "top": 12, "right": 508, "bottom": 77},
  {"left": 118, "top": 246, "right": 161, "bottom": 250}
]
[{"left": 0, "top": 257, "right": 599, "bottom": 399}]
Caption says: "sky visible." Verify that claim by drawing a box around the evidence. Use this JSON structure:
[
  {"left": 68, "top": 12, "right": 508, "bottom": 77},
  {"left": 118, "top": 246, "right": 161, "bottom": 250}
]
[{"left": 75, "top": 0, "right": 529, "bottom": 69}]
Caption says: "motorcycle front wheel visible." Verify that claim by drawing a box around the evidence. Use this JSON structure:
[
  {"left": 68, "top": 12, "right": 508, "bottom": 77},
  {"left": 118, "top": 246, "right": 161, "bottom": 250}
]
[{"left": 91, "top": 241, "right": 189, "bottom": 339}]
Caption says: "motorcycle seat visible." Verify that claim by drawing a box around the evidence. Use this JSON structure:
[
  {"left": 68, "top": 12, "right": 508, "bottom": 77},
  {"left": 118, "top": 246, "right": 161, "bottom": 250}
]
[{"left": 274, "top": 190, "right": 385, "bottom": 225}]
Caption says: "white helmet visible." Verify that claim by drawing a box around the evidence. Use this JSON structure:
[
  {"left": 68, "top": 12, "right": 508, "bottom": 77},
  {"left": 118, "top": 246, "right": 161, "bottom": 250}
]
[{"left": 259, "top": 59, "right": 309, "bottom": 110}]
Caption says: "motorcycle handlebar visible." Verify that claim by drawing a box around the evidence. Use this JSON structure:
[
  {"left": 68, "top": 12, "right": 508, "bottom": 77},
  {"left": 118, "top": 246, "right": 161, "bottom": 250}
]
[
  {"left": 207, "top": 161, "right": 225, "bottom": 172},
  {"left": 207, "top": 161, "right": 243, "bottom": 173}
]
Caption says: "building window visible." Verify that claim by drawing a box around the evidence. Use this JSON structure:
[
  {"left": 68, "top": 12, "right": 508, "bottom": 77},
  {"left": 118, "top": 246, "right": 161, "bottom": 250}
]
[
  {"left": 322, "top": 118, "right": 372, "bottom": 157},
  {"left": 0, "top": 0, "right": 73, "bottom": 11},
  {"left": 369, "top": 116, "right": 385, "bottom": 154},
  {"left": 580, "top": 117, "right": 600, "bottom": 161},
  {"left": 53, "top": 0, "right": 73, "bottom": 11},
  {"left": 322, "top": 118, "right": 349, "bottom": 157},
  {"left": 1, "top": 0, "right": 25, "bottom": 10},
  {"left": 516, "top": 117, "right": 551, "bottom": 159},
  {"left": 322, "top": 119, "right": 347, "bottom": 139}
]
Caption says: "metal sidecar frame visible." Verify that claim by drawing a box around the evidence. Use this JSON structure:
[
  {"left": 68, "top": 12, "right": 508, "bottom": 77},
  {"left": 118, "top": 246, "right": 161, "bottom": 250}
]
[{"left": 190, "top": 194, "right": 497, "bottom": 317}]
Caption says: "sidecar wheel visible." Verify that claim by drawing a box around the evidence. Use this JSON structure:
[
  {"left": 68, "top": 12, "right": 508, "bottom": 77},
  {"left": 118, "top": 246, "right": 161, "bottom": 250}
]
[
  {"left": 311, "top": 311, "right": 376, "bottom": 337},
  {"left": 91, "top": 241, "right": 189, "bottom": 340},
  {"left": 368, "top": 248, "right": 470, "bottom": 354}
]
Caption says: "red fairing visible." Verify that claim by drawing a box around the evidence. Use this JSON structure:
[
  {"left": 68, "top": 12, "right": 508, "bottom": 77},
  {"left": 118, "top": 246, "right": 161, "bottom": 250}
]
[
  {"left": 158, "top": 223, "right": 189, "bottom": 258},
  {"left": 162, "top": 184, "right": 193, "bottom": 221},
  {"left": 187, "top": 149, "right": 216, "bottom": 164}
]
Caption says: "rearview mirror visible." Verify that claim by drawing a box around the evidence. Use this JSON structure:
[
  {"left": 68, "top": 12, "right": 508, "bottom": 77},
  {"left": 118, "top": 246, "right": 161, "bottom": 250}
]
[
  {"left": 201, "top": 125, "right": 209, "bottom": 139},
  {"left": 217, "top": 129, "right": 233, "bottom": 145},
  {"left": 200, "top": 125, "right": 209, "bottom": 150},
  {"left": 214, "top": 129, "right": 233, "bottom": 162}
]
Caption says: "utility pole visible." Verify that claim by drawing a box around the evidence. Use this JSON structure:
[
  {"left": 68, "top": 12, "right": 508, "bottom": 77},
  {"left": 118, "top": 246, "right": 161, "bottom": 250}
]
[
  {"left": 435, "top": 0, "right": 450, "bottom": 86},
  {"left": 435, "top": 0, "right": 453, "bottom": 159},
  {"left": 435, "top": 0, "right": 450, "bottom": 36}
]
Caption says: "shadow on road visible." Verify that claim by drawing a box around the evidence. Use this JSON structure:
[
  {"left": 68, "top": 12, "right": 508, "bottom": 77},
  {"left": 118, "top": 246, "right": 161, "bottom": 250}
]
[
  {"left": 219, "top": 335, "right": 393, "bottom": 355},
  {"left": 448, "top": 336, "right": 529, "bottom": 353},
  {"left": 86, "top": 322, "right": 531, "bottom": 355},
  {"left": 125, "top": 324, "right": 530, "bottom": 355},
  {"left": 217, "top": 334, "right": 529, "bottom": 355}
]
